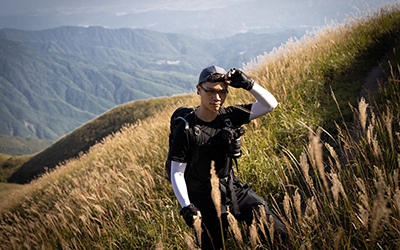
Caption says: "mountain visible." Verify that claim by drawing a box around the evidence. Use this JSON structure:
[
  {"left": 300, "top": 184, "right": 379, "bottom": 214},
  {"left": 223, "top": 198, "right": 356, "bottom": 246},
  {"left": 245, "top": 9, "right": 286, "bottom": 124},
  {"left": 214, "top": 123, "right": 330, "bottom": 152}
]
[
  {"left": 0, "top": 27, "right": 216, "bottom": 140},
  {"left": 0, "top": 135, "right": 53, "bottom": 156},
  {"left": 212, "top": 30, "right": 305, "bottom": 67},
  {"left": 0, "top": 26, "right": 301, "bottom": 144},
  {"left": 0, "top": 26, "right": 220, "bottom": 73},
  {"left": 0, "top": 37, "right": 195, "bottom": 140}
]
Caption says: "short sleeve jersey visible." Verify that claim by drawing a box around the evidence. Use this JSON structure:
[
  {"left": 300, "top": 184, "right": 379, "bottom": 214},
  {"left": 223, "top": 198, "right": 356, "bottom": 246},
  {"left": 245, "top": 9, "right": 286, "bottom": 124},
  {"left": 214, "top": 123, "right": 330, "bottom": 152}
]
[{"left": 169, "top": 104, "right": 252, "bottom": 192}]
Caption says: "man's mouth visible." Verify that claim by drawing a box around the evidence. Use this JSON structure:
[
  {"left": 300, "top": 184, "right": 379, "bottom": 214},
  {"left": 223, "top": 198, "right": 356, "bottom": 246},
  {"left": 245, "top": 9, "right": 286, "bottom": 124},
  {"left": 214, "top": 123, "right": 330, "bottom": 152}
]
[{"left": 213, "top": 102, "right": 221, "bottom": 106}]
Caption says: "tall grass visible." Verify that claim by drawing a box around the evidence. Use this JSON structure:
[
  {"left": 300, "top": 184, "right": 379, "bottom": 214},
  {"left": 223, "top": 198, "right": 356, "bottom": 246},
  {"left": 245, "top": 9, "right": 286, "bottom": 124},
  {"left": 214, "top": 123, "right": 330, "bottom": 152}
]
[
  {"left": 1, "top": 3, "right": 400, "bottom": 249},
  {"left": 271, "top": 61, "right": 400, "bottom": 249},
  {"left": 0, "top": 97, "right": 197, "bottom": 249}
]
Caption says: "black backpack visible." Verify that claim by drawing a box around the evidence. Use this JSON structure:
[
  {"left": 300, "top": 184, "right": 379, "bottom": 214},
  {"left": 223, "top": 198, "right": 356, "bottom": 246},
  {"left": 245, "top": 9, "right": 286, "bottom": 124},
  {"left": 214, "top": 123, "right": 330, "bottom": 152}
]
[{"left": 165, "top": 106, "right": 197, "bottom": 181}]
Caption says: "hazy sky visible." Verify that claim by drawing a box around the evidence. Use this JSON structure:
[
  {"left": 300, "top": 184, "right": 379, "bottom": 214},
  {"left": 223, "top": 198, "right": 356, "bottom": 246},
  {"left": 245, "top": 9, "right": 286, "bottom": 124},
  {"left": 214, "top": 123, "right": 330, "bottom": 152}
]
[
  {"left": 0, "top": 0, "right": 249, "bottom": 15},
  {"left": 0, "top": 0, "right": 398, "bottom": 35},
  {"left": 0, "top": 0, "right": 396, "bottom": 16}
]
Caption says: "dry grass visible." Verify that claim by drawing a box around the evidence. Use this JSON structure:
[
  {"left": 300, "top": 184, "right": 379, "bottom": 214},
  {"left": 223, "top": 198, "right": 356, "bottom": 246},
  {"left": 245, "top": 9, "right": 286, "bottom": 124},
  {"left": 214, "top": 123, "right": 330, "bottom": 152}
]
[
  {"left": 0, "top": 97, "right": 197, "bottom": 249},
  {"left": 1, "top": 3, "right": 400, "bottom": 250}
]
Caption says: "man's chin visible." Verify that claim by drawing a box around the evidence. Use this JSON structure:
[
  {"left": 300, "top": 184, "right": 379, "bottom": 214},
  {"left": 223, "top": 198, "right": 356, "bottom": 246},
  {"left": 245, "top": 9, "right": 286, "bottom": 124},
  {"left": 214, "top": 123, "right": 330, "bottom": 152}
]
[
  {"left": 212, "top": 106, "right": 221, "bottom": 112},
  {"left": 213, "top": 103, "right": 221, "bottom": 109},
  {"left": 205, "top": 103, "right": 221, "bottom": 113}
]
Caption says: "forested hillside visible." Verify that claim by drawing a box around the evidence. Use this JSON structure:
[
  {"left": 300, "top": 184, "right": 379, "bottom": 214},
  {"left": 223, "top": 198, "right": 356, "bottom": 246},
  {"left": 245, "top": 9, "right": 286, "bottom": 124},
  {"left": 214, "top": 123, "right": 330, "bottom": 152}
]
[
  {"left": 0, "top": 26, "right": 298, "bottom": 145},
  {"left": 0, "top": 27, "right": 219, "bottom": 73}
]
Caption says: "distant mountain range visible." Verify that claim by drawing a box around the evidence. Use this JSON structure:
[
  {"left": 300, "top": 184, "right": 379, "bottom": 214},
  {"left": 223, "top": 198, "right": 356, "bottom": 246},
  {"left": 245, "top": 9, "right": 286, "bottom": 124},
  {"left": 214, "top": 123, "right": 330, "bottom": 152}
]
[
  {"left": 0, "top": 0, "right": 389, "bottom": 39},
  {"left": 0, "top": 26, "right": 302, "bottom": 147}
]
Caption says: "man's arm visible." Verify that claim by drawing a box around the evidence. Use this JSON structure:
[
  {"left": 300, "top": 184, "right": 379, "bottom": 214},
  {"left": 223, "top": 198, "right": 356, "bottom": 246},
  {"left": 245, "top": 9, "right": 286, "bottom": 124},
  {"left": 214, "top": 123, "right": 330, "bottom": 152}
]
[
  {"left": 227, "top": 68, "right": 278, "bottom": 120},
  {"left": 249, "top": 82, "right": 278, "bottom": 120},
  {"left": 170, "top": 161, "right": 191, "bottom": 207},
  {"left": 171, "top": 160, "right": 201, "bottom": 227}
]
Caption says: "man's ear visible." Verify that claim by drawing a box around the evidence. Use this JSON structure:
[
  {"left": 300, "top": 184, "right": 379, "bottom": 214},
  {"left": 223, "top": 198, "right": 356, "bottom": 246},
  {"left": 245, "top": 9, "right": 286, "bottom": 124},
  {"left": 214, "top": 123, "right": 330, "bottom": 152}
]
[{"left": 196, "top": 84, "right": 201, "bottom": 95}]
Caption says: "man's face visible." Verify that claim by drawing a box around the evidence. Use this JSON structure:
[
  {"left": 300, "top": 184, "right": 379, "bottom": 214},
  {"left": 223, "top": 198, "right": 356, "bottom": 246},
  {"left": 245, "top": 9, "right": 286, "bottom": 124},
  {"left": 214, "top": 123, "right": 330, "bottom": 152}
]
[{"left": 197, "top": 81, "right": 229, "bottom": 113}]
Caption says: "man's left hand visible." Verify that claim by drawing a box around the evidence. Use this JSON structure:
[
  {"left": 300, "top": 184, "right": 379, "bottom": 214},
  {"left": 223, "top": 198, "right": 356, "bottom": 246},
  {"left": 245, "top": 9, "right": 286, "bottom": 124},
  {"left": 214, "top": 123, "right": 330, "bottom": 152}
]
[{"left": 227, "top": 68, "right": 254, "bottom": 90}]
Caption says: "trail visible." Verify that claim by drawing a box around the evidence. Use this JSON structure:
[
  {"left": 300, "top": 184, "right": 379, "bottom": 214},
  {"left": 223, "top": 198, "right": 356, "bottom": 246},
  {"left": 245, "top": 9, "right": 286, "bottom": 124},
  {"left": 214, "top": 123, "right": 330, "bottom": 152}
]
[
  {"left": 360, "top": 64, "right": 383, "bottom": 101},
  {"left": 359, "top": 53, "right": 391, "bottom": 103}
]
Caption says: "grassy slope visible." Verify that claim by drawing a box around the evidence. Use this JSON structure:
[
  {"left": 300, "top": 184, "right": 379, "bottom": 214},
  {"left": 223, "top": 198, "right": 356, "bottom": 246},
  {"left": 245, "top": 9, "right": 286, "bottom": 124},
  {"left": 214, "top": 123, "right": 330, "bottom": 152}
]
[
  {"left": 5, "top": 94, "right": 195, "bottom": 184},
  {"left": 0, "top": 153, "right": 32, "bottom": 182},
  {"left": 1, "top": 4, "right": 400, "bottom": 249},
  {"left": 0, "top": 136, "right": 53, "bottom": 156}
]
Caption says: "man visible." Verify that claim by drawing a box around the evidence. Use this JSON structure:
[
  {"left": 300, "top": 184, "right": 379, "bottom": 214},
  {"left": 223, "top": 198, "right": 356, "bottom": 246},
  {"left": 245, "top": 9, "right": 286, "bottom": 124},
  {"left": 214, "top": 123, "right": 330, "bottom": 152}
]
[{"left": 169, "top": 65, "right": 288, "bottom": 249}]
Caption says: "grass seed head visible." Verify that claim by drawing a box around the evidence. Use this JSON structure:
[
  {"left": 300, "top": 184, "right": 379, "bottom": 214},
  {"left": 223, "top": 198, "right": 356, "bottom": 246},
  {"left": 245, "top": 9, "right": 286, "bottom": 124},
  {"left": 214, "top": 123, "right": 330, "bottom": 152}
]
[{"left": 210, "top": 161, "right": 221, "bottom": 218}]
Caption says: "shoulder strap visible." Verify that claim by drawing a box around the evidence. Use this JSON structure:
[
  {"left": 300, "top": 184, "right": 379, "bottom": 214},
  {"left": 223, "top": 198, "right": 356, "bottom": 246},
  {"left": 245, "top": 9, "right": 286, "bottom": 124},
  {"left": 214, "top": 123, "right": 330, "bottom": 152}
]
[
  {"left": 181, "top": 109, "right": 201, "bottom": 162},
  {"left": 182, "top": 110, "right": 196, "bottom": 141},
  {"left": 219, "top": 108, "right": 232, "bottom": 128},
  {"left": 219, "top": 108, "right": 242, "bottom": 173}
]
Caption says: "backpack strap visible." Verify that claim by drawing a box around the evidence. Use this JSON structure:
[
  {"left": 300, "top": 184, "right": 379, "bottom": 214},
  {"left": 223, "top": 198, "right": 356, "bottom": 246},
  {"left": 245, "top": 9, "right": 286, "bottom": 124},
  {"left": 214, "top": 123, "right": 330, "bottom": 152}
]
[
  {"left": 218, "top": 108, "right": 241, "bottom": 216},
  {"left": 219, "top": 108, "right": 241, "bottom": 173},
  {"left": 182, "top": 108, "right": 201, "bottom": 169},
  {"left": 228, "top": 170, "right": 240, "bottom": 216},
  {"left": 218, "top": 107, "right": 230, "bottom": 125}
]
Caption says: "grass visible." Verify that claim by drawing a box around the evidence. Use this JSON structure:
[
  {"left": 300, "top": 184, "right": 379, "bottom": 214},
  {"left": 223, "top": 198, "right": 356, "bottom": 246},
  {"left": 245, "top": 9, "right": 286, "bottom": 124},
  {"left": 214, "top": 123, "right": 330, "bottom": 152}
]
[
  {"left": 0, "top": 135, "right": 53, "bottom": 156},
  {"left": 0, "top": 183, "right": 22, "bottom": 197},
  {"left": 0, "top": 153, "right": 32, "bottom": 182},
  {"left": 1, "top": 3, "right": 400, "bottom": 249}
]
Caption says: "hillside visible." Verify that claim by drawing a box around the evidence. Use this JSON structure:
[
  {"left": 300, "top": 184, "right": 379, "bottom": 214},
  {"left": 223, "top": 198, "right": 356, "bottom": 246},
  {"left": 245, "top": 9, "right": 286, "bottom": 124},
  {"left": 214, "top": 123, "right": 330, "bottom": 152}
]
[
  {"left": 0, "top": 26, "right": 300, "bottom": 145},
  {"left": 1, "top": 4, "right": 399, "bottom": 249},
  {"left": 0, "top": 27, "right": 219, "bottom": 73},
  {"left": 6, "top": 94, "right": 194, "bottom": 184},
  {"left": 0, "top": 135, "right": 53, "bottom": 156},
  {"left": 212, "top": 29, "right": 305, "bottom": 67},
  {"left": 0, "top": 30, "right": 198, "bottom": 140}
]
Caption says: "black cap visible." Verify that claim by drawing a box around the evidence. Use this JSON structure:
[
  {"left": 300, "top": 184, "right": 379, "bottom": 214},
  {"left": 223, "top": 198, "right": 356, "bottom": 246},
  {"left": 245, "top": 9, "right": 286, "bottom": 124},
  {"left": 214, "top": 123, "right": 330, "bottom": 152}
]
[{"left": 198, "top": 65, "right": 227, "bottom": 84}]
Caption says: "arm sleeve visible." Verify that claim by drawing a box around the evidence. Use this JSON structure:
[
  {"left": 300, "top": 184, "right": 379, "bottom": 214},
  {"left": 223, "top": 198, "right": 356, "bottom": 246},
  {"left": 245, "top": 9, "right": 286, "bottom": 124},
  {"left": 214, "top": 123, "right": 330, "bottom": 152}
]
[
  {"left": 249, "top": 82, "right": 278, "bottom": 120},
  {"left": 171, "top": 160, "right": 191, "bottom": 207}
]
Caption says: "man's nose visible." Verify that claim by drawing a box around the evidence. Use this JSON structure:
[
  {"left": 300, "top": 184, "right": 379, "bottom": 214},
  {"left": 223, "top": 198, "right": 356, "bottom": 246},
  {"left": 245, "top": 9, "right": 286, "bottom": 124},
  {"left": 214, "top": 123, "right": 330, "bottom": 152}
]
[{"left": 214, "top": 93, "right": 221, "bottom": 100}]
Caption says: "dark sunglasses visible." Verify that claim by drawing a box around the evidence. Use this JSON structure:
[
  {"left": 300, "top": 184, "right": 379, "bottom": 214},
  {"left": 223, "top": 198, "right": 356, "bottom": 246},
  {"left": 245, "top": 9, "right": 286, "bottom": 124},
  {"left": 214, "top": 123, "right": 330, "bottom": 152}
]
[{"left": 199, "top": 84, "right": 229, "bottom": 96}]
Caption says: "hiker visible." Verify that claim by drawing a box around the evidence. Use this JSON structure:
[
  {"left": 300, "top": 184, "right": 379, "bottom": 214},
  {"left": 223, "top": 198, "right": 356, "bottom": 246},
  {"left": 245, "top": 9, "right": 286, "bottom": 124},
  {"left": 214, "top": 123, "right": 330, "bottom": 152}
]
[{"left": 168, "top": 65, "right": 288, "bottom": 249}]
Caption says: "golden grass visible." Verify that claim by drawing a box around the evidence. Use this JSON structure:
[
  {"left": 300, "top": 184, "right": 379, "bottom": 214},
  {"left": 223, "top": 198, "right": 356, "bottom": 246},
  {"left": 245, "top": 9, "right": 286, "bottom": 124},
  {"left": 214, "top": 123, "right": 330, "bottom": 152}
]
[
  {"left": 0, "top": 183, "right": 22, "bottom": 204},
  {"left": 1, "top": 3, "right": 400, "bottom": 249},
  {"left": 210, "top": 161, "right": 226, "bottom": 249},
  {"left": 0, "top": 154, "right": 32, "bottom": 182}
]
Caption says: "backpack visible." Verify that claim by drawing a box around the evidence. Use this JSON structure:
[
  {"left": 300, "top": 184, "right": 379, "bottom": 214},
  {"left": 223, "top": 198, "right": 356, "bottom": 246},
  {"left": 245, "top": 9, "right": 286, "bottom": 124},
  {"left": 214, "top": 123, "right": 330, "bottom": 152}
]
[{"left": 165, "top": 106, "right": 197, "bottom": 181}]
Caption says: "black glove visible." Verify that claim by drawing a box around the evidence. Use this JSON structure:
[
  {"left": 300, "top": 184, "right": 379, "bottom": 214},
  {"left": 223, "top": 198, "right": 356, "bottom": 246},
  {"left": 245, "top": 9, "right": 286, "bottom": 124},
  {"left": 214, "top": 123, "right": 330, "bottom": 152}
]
[
  {"left": 180, "top": 204, "right": 199, "bottom": 228},
  {"left": 228, "top": 68, "right": 254, "bottom": 90}
]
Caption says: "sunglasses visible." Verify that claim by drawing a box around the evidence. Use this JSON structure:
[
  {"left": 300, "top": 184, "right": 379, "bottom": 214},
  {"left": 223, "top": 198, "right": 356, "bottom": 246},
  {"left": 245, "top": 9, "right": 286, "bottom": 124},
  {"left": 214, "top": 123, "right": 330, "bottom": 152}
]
[{"left": 199, "top": 84, "right": 229, "bottom": 96}]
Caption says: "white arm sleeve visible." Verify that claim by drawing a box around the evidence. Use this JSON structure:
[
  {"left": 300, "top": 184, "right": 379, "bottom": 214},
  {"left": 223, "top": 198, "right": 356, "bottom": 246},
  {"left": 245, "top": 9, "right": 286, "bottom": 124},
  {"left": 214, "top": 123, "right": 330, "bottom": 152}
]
[
  {"left": 249, "top": 82, "right": 278, "bottom": 120},
  {"left": 171, "top": 161, "right": 191, "bottom": 208}
]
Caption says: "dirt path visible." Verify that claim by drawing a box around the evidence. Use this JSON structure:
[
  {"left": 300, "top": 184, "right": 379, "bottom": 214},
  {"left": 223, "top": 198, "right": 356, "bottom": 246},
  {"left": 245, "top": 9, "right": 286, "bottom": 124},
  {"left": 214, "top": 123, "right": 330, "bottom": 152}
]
[
  {"left": 359, "top": 53, "right": 391, "bottom": 103},
  {"left": 360, "top": 64, "right": 383, "bottom": 101}
]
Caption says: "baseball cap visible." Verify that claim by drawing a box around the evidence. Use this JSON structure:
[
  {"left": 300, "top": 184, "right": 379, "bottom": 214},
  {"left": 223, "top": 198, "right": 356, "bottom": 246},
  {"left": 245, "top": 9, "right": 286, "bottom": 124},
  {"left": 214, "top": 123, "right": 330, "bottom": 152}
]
[{"left": 198, "top": 65, "right": 227, "bottom": 84}]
